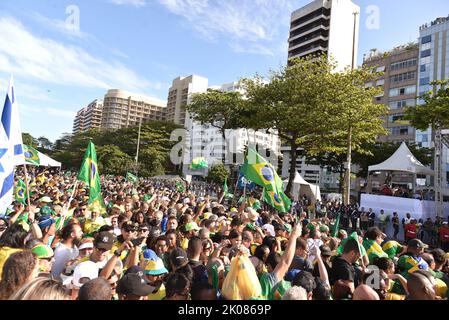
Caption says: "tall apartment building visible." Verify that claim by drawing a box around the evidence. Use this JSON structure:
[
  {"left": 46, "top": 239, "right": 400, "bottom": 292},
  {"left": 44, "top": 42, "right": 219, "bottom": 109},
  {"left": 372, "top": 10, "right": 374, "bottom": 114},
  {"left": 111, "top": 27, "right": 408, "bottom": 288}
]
[
  {"left": 101, "top": 89, "right": 167, "bottom": 130},
  {"left": 417, "top": 17, "right": 449, "bottom": 186},
  {"left": 166, "top": 75, "right": 209, "bottom": 127},
  {"left": 72, "top": 99, "right": 103, "bottom": 134},
  {"left": 288, "top": 0, "right": 360, "bottom": 72},
  {"left": 363, "top": 43, "right": 419, "bottom": 144}
]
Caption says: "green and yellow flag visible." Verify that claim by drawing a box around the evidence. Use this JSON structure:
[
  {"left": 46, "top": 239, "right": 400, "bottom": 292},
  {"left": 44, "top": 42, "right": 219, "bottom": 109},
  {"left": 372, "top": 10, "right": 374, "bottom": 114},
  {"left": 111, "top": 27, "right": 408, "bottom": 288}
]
[
  {"left": 363, "top": 239, "right": 388, "bottom": 264},
  {"left": 240, "top": 148, "right": 283, "bottom": 192},
  {"left": 223, "top": 179, "right": 233, "bottom": 199},
  {"left": 78, "top": 141, "right": 105, "bottom": 210},
  {"left": 176, "top": 181, "right": 185, "bottom": 193},
  {"left": 263, "top": 189, "right": 291, "bottom": 213},
  {"left": 23, "top": 145, "right": 40, "bottom": 165},
  {"left": 15, "top": 179, "right": 27, "bottom": 204},
  {"left": 126, "top": 172, "right": 138, "bottom": 183}
]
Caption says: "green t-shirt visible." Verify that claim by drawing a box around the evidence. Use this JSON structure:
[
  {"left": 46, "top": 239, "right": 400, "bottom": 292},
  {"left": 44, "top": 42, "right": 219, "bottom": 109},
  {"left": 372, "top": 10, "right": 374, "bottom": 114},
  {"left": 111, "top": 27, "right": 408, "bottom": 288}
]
[{"left": 259, "top": 272, "right": 278, "bottom": 300}]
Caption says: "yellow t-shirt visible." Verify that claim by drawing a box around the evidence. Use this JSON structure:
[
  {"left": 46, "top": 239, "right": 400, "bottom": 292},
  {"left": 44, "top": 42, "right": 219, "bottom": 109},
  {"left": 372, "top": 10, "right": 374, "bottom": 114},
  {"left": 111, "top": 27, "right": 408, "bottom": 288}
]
[
  {"left": 180, "top": 238, "right": 189, "bottom": 251},
  {"left": 148, "top": 283, "right": 166, "bottom": 300}
]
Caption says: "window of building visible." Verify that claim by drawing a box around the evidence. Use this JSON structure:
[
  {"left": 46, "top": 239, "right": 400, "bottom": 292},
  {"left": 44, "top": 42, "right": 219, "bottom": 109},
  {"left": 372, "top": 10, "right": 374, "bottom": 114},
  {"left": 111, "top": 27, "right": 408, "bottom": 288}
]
[
  {"left": 390, "top": 59, "right": 417, "bottom": 71},
  {"left": 421, "top": 35, "right": 432, "bottom": 44},
  {"left": 376, "top": 79, "right": 385, "bottom": 86},
  {"left": 420, "top": 77, "right": 430, "bottom": 86},
  {"left": 421, "top": 49, "right": 431, "bottom": 58},
  {"left": 420, "top": 64, "right": 426, "bottom": 72},
  {"left": 389, "top": 85, "right": 416, "bottom": 97},
  {"left": 376, "top": 66, "right": 386, "bottom": 72},
  {"left": 389, "top": 71, "right": 416, "bottom": 83}
]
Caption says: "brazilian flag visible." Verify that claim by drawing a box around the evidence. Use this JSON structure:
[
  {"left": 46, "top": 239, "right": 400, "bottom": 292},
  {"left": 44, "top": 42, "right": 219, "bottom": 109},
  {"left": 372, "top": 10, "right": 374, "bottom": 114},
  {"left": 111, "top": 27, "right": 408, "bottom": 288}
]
[
  {"left": 223, "top": 179, "right": 233, "bottom": 199},
  {"left": 363, "top": 239, "right": 388, "bottom": 265},
  {"left": 126, "top": 172, "right": 138, "bottom": 183},
  {"left": 15, "top": 179, "right": 27, "bottom": 204},
  {"left": 24, "top": 145, "right": 40, "bottom": 165},
  {"left": 240, "top": 148, "right": 283, "bottom": 192},
  {"left": 263, "top": 190, "right": 291, "bottom": 213},
  {"left": 78, "top": 141, "right": 105, "bottom": 212},
  {"left": 247, "top": 197, "right": 261, "bottom": 210}
]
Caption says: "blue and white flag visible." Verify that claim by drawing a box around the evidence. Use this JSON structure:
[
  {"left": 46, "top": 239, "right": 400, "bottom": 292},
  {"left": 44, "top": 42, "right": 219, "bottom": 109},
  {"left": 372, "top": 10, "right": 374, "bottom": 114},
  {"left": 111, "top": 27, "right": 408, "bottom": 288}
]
[
  {"left": 0, "top": 75, "right": 25, "bottom": 214},
  {"left": 237, "top": 172, "right": 256, "bottom": 191}
]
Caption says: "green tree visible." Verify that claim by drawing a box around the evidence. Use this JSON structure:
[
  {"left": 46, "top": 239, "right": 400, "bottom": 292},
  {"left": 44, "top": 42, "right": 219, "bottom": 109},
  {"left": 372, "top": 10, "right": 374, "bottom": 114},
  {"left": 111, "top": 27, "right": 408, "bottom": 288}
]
[
  {"left": 22, "top": 133, "right": 38, "bottom": 147},
  {"left": 188, "top": 89, "right": 245, "bottom": 164},
  {"left": 37, "top": 136, "right": 53, "bottom": 151},
  {"left": 207, "top": 163, "right": 229, "bottom": 185},
  {"left": 405, "top": 79, "right": 449, "bottom": 131},
  {"left": 242, "top": 54, "right": 338, "bottom": 196},
  {"left": 317, "top": 66, "right": 388, "bottom": 204}
]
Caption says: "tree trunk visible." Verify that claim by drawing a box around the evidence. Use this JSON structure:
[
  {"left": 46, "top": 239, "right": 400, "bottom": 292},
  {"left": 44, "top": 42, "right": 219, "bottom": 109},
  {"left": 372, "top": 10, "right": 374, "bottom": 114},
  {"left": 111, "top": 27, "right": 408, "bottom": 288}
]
[
  {"left": 221, "top": 129, "right": 227, "bottom": 165},
  {"left": 344, "top": 126, "right": 352, "bottom": 205},
  {"left": 338, "top": 164, "right": 344, "bottom": 194},
  {"left": 286, "top": 139, "right": 297, "bottom": 197}
]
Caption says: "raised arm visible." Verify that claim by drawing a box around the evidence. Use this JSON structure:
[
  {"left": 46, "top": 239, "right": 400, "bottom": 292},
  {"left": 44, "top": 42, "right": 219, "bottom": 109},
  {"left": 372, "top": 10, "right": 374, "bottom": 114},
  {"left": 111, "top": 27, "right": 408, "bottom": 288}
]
[{"left": 273, "top": 223, "right": 302, "bottom": 281}]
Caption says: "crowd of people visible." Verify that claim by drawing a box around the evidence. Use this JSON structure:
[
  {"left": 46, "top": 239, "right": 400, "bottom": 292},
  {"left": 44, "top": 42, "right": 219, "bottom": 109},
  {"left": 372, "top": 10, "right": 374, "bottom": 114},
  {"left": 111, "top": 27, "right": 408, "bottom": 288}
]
[{"left": 0, "top": 167, "right": 448, "bottom": 301}]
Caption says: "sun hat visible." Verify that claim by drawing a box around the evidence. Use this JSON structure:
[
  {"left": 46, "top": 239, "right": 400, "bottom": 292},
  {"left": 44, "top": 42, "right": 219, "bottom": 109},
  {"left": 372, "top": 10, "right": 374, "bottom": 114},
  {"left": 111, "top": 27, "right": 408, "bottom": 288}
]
[{"left": 143, "top": 250, "right": 168, "bottom": 276}]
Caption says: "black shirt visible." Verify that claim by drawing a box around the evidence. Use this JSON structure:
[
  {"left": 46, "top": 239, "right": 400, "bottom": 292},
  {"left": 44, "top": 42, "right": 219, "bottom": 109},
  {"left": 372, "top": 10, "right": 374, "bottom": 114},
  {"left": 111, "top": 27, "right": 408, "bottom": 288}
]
[{"left": 330, "top": 256, "right": 355, "bottom": 286}]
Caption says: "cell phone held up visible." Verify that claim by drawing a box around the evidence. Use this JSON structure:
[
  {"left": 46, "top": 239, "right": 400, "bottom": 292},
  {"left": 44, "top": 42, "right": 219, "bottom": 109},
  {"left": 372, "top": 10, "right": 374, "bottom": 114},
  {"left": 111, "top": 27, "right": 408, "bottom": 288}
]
[{"left": 131, "top": 237, "right": 146, "bottom": 247}]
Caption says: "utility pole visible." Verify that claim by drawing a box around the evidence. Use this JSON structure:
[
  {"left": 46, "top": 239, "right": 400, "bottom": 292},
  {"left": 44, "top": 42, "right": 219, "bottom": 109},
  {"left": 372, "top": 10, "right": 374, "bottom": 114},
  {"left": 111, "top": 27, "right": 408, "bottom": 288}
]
[
  {"left": 344, "top": 11, "right": 359, "bottom": 206},
  {"left": 135, "top": 117, "right": 142, "bottom": 176}
]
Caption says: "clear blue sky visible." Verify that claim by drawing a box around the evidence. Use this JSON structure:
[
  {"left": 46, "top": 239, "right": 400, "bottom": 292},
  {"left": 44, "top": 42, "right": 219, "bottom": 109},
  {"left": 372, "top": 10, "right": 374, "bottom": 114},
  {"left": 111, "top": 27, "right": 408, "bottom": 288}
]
[{"left": 0, "top": 0, "right": 448, "bottom": 142}]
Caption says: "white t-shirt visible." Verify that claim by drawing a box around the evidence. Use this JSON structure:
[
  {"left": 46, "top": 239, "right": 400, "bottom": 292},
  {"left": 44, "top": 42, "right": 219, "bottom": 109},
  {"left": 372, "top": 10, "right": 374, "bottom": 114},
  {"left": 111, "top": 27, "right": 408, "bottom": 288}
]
[{"left": 51, "top": 243, "right": 79, "bottom": 280}]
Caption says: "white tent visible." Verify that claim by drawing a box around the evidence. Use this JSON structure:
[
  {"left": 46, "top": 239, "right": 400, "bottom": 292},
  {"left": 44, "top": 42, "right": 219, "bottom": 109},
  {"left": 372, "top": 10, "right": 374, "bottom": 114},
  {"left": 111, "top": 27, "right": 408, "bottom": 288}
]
[
  {"left": 26, "top": 150, "right": 61, "bottom": 168},
  {"left": 283, "top": 171, "right": 322, "bottom": 203},
  {"left": 368, "top": 142, "right": 434, "bottom": 176}
]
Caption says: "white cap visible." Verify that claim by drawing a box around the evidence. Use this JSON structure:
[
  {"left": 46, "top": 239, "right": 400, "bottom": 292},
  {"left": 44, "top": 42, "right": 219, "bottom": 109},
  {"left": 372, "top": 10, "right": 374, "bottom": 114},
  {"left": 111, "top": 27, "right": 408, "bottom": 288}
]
[
  {"left": 78, "top": 242, "right": 94, "bottom": 250},
  {"left": 72, "top": 261, "right": 99, "bottom": 288}
]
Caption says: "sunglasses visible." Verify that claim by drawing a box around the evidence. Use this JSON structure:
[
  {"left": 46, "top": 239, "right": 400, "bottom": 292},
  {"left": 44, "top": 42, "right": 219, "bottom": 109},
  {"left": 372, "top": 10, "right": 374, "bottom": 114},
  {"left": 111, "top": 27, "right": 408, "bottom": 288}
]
[
  {"left": 95, "top": 247, "right": 109, "bottom": 253},
  {"left": 41, "top": 256, "right": 54, "bottom": 262},
  {"left": 139, "top": 229, "right": 149, "bottom": 233}
]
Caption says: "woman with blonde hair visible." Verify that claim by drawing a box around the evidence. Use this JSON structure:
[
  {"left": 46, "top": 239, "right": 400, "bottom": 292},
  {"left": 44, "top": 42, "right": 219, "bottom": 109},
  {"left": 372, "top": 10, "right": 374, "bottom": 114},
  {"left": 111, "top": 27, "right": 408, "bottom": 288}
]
[{"left": 9, "top": 276, "right": 70, "bottom": 300}]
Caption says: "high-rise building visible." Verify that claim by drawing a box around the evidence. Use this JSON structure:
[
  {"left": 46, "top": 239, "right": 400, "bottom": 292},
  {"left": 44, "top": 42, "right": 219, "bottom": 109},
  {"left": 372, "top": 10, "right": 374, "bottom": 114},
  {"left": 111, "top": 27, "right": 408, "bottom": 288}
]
[
  {"left": 101, "top": 89, "right": 167, "bottom": 130},
  {"left": 363, "top": 43, "right": 419, "bottom": 144},
  {"left": 166, "top": 75, "right": 209, "bottom": 127},
  {"left": 288, "top": 0, "right": 360, "bottom": 72},
  {"left": 72, "top": 99, "right": 103, "bottom": 134},
  {"left": 417, "top": 17, "right": 449, "bottom": 187}
]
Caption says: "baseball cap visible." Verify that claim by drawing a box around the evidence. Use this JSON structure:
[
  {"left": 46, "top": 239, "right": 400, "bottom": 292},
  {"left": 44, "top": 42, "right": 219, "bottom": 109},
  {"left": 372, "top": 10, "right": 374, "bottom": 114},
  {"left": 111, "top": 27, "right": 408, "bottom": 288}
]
[
  {"left": 319, "top": 225, "right": 330, "bottom": 233},
  {"left": 125, "top": 266, "right": 145, "bottom": 277},
  {"left": 185, "top": 222, "right": 200, "bottom": 232},
  {"left": 31, "top": 244, "right": 54, "bottom": 259},
  {"left": 285, "top": 269, "right": 302, "bottom": 282},
  {"left": 94, "top": 231, "right": 115, "bottom": 250},
  {"left": 169, "top": 247, "right": 189, "bottom": 268},
  {"left": 320, "top": 245, "right": 333, "bottom": 257},
  {"left": 116, "top": 273, "right": 155, "bottom": 297},
  {"left": 408, "top": 238, "right": 428, "bottom": 249},
  {"left": 37, "top": 216, "right": 55, "bottom": 230},
  {"left": 72, "top": 261, "right": 99, "bottom": 288}
]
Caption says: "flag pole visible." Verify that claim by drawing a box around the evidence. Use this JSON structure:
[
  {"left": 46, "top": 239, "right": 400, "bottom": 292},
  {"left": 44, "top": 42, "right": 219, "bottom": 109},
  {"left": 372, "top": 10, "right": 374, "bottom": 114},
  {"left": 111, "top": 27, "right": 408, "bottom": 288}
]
[{"left": 22, "top": 164, "right": 31, "bottom": 209}]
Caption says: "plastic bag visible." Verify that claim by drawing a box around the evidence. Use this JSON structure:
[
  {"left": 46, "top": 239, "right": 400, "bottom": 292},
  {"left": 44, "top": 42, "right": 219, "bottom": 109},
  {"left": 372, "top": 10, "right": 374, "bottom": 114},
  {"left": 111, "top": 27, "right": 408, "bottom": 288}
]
[{"left": 222, "top": 255, "right": 262, "bottom": 300}]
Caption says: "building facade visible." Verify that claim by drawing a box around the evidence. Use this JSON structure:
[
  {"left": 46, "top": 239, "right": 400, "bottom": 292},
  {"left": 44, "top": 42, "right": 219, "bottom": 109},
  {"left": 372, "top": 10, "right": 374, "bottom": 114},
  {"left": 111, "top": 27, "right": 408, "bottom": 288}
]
[
  {"left": 363, "top": 43, "right": 419, "bottom": 144},
  {"left": 288, "top": 0, "right": 360, "bottom": 72},
  {"left": 101, "top": 89, "right": 166, "bottom": 130},
  {"left": 417, "top": 17, "right": 449, "bottom": 186},
  {"left": 167, "top": 75, "right": 209, "bottom": 127},
  {"left": 72, "top": 99, "right": 103, "bottom": 134}
]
